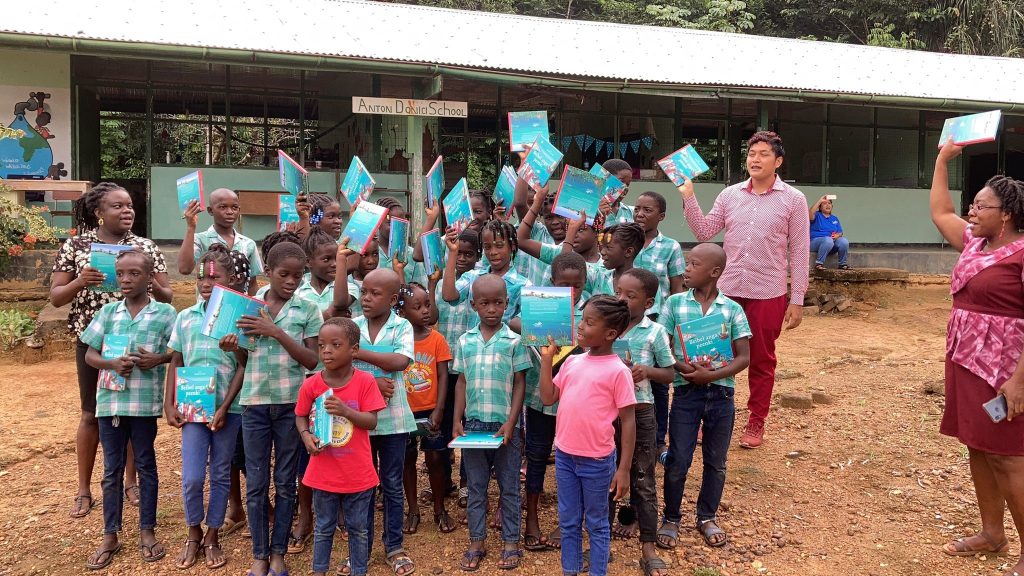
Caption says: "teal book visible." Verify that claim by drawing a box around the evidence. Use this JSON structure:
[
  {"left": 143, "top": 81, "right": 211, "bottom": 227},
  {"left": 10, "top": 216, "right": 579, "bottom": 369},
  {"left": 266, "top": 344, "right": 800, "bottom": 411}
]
[
  {"left": 448, "top": 431, "right": 504, "bottom": 449},
  {"left": 353, "top": 342, "right": 393, "bottom": 379},
  {"left": 278, "top": 194, "right": 299, "bottom": 232},
  {"left": 552, "top": 166, "right": 603, "bottom": 225},
  {"left": 442, "top": 178, "right": 472, "bottom": 232},
  {"left": 675, "top": 313, "right": 733, "bottom": 371},
  {"left": 657, "top": 144, "right": 710, "bottom": 186},
  {"left": 89, "top": 243, "right": 134, "bottom": 292},
  {"left": 175, "top": 366, "right": 217, "bottom": 423},
  {"left": 516, "top": 137, "right": 563, "bottom": 191},
  {"left": 590, "top": 164, "right": 627, "bottom": 205},
  {"left": 341, "top": 200, "right": 389, "bottom": 255},
  {"left": 176, "top": 170, "right": 204, "bottom": 212},
  {"left": 278, "top": 149, "right": 308, "bottom": 196},
  {"left": 520, "top": 286, "right": 575, "bottom": 347},
  {"left": 201, "top": 284, "right": 268, "bottom": 351},
  {"left": 612, "top": 339, "right": 633, "bottom": 367},
  {"left": 389, "top": 217, "right": 410, "bottom": 263},
  {"left": 508, "top": 110, "right": 550, "bottom": 153},
  {"left": 938, "top": 110, "right": 1002, "bottom": 147},
  {"left": 425, "top": 155, "right": 444, "bottom": 209},
  {"left": 494, "top": 165, "right": 517, "bottom": 217},
  {"left": 98, "top": 334, "right": 130, "bottom": 392},
  {"left": 309, "top": 388, "right": 334, "bottom": 447},
  {"left": 341, "top": 156, "right": 376, "bottom": 206},
  {"left": 420, "top": 228, "right": 445, "bottom": 276}
]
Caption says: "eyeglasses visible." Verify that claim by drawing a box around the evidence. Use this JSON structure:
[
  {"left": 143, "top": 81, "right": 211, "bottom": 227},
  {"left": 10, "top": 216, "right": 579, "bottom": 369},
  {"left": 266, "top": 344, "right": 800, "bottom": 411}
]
[{"left": 970, "top": 202, "right": 1003, "bottom": 212}]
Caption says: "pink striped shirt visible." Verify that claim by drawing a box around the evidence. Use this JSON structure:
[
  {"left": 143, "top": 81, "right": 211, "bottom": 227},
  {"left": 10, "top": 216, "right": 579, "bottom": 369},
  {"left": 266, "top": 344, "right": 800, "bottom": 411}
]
[{"left": 683, "top": 176, "right": 810, "bottom": 305}]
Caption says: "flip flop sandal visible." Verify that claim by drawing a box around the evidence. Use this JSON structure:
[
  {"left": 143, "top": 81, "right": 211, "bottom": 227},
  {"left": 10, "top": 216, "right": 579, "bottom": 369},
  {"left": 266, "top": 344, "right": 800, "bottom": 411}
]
[
  {"left": 174, "top": 539, "right": 202, "bottom": 570},
  {"left": 124, "top": 484, "right": 141, "bottom": 507},
  {"left": 287, "top": 531, "right": 312, "bottom": 554},
  {"left": 942, "top": 532, "right": 1010, "bottom": 557},
  {"left": 140, "top": 541, "right": 167, "bottom": 562},
  {"left": 337, "top": 558, "right": 352, "bottom": 575},
  {"left": 459, "top": 549, "right": 486, "bottom": 572},
  {"left": 386, "top": 550, "right": 415, "bottom": 576},
  {"left": 205, "top": 543, "right": 228, "bottom": 569},
  {"left": 814, "top": 263, "right": 826, "bottom": 271},
  {"left": 220, "top": 517, "right": 245, "bottom": 537},
  {"left": 523, "top": 533, "right": 549, "bottom": 551},
  {"left": 546, "top": 528, "right": 561, "bottom": 550},
  {"left": 70, "top": 494, "right": 95, "bottom": 519},
  {"left": 640, "top": 556, "right": 670, "bottom": 576},
  {"left": 435, "top": 510, "right": 457, "bottom": 534},
  {"left": 696, "top": 518, "right": 728, "bottom": 548},
  {"left": 403, "top": 512, "right": 421, "bottom": 534},
  {"left": 655, "top": 520, "right": 679, "bottom": 550},
  {"left": 85, "top": 542, "right": 122, "bottom": 570},
  {"left": 499, "top": 549, "right": 523, "bottom": 570}
]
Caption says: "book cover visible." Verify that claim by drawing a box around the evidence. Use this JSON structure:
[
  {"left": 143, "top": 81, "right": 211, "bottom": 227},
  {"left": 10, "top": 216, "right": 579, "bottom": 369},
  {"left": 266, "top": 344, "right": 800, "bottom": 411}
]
[
  {"left": 494, "top": 165, "right": 517, "bottom": 218},
  {"left": 340, "top": 156, "right": 376, "bottom": 206},
  {"left": 516, "top": 137, "right": 564, "bottom": 192},
  {"left": 552, "top": 165, "right": 603, "bottom": 225},
  {"left": 938, "top": 110, "right": 1003, "bottom": 148},
  {"left": 590, "top": 164, "right": 627, "bottom": 205},
  {"left": 176, "top": 170, "right": 204, "bottom": 212},
  {"left": 448, "top": 431, "right": 504, "bottom": 449},
  {"left": 89, "top": 243, "right": 134, "bottom": 292},
  {"left": 411, "top": 417, "right": 433, "bottom": 438},
  {"left": 98, "top": 334, "right": 131, "bottom": 391},
  {"left": 508, "top": 110, "right": 550, "bottom": 153},
  {"left": 388, "top": 217, "right": 409, "bottom": 263},
  {"left": 657, "top": 144, "right": 710, "bottom": 186},
  {"left": 201, "top": 284, "right": 268, "bottom": 351},
  {"left": 612, "top": 339, "right": 633, "bottom": 366},
  {"left": 278, "top": 149, "right": 308, "bottom": 196},
  {"left": 277, "top": 194, "right": 299, "bottom": 232},
  {"left": 353, "top": 343, "right": 394, "bottom": 379},
  {"left": 442, "top": 177, "right": 472, "bottom": 233},
  {"left": 175, "top": 366, "right": 217, "bottom": 423},
  {"left": 675, "top": 313, "right": 733, "bottom": 371},
  {"left": 309, "top": 388, "right": 334, "bottom": 447},
  {"left": 420, "top": 228, "right": 445, "bottom": 276},
  {"left": 520, "top": 286, "right": 575, "bottom": 347},
  {"left": 340, "top": 200, "right": 389, "bottom": 255},
  {"left": 425, "top": 155, "right": 444, "bottom": 209}
]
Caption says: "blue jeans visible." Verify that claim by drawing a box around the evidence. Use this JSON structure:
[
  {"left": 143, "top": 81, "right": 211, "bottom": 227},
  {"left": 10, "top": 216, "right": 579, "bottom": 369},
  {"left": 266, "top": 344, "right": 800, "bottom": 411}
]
[
  {"left": 811, "top": 236, "right": 849, "bottom": 265},
  {"left": 368, "top": 433, "right": 408, "bottom": 557},
  {"left": 662, "top": 385, "right": 735, "bottom": 523},
  {"left": 312, "top": 488, "right": 373, "bottom": 575},
  {"left": 242, "top": 404, "right": 301, "bottom": 560},
  {"left": 181, "top": 415, "right": 242, "bottom": 528},
  {"left": 524, "top": 407, "right": 557, "bottom": 495},
  {"left": 555, "top": 448, "right": 616, "bottom": 576},
  {"left": 97, "top": 416, "right": 158, "bottom": 535},
  {"left": 652, "top": 382, "right": 669, "bottom": 449},
  {"left": 462, "top": 419, "right": 521, "bottom": 543}
]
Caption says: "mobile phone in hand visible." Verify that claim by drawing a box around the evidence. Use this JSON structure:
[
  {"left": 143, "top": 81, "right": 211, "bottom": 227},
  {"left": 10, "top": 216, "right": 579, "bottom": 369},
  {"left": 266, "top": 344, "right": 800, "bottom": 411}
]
[{"left": 983, "top": 395, "right": 1008, "bottom": 423}]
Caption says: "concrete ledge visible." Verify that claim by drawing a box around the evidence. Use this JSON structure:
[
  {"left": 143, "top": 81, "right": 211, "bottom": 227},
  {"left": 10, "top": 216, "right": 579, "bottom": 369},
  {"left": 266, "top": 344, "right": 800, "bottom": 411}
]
[{"left": 813, "top": 267, "right": 910, "bottom": 283}]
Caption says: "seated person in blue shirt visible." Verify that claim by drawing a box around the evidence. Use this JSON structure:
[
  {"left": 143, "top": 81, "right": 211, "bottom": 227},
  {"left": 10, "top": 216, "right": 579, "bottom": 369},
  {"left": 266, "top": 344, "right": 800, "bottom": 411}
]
[{"left": 809, "top": 195, "right": 850, "bottom": 270}]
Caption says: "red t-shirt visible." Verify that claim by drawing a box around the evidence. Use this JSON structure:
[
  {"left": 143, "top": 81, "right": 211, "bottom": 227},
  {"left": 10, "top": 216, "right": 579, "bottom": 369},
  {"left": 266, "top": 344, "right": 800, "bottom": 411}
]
[
  {"left": 405, "top": 329, "right": 453, "bottom": 413},
  {"left": 295, "top": 369, "right": 386, "bottom": 493}
]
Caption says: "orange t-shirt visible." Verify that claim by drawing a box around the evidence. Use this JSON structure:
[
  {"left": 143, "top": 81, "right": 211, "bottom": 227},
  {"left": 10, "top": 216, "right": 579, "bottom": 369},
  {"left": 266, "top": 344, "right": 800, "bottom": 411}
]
[{"left": 405, "top": 329, "right": 453, "bottom": 412}]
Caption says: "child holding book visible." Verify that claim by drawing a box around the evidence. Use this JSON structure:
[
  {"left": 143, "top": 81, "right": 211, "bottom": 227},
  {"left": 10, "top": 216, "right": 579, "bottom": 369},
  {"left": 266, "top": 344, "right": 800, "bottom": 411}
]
[
  {"left": 376, "top": 197, "right": 426, "bottom": 284},
  {"left": 341, "top": 236, "right": 380, "bottom": 318},
  {"left": 164, "top": 247, "right": 247, "bottom": 570},
  {"left": 179, "top": 187, "right": 263, "bottom": 295},
  {"left": 598, "top": 158, "right": 635, "bottom": 225},
  {"left": 295, "top": 317, "right": 387, "bottom": 576},
  {"left": 442, "top": 219, "right": 530, "bottom": 325},
  {"left": 81, "top": 248, "right": 176, "bottom": 570},
  {"left": 452, "top": 273, "right": 532, "bottom": 571},
  {"left": 297, "top": 192, "right": 345, "bottom": 242},
  {"left": 352, "top": 268, "right": 418, "bottom": 576},
  {"left": 539, "top": 295, "right": 636, "bottom": 576},
  {"left": 512, "top": 181, "right": 567, "bottom": 286},
  {"left": 596, "top": 222, "right": 645, "bottom": 297},
  {"left": 656, "top": 243, "right": 751, "bottom": 551},
  {"left": 226, "top": 241, "right": 322, "bottom": 576}
]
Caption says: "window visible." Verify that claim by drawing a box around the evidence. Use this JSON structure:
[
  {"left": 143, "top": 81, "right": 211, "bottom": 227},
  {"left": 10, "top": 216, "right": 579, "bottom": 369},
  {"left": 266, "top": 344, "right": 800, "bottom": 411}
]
[
  {"left": 830, "top": 105, "right": 872, "bottom": 125},
  {"left": 828, "top": 126, "right": 871, "bottom": 185},
  {"left": 875, "top": 129, "right": 919, "bottom": 187},
  {"left": 778, "top": 123, "right": 823, "bottom": 184}
]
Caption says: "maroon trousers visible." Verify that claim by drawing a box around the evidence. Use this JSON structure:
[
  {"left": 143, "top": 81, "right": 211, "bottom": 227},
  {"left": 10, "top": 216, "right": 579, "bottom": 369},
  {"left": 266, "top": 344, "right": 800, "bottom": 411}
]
[{"left": 726, "top": 294, "right": 788, "bottom": 426}]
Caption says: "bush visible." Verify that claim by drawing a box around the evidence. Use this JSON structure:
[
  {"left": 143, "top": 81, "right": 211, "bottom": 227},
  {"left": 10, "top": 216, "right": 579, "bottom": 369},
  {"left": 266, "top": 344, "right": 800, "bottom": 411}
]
[
  {"left": 0, "top": 181, "right": 66, "bottom": 271},
  {"left": 0, "top": 308, "right": 35, "bottom": 349}
]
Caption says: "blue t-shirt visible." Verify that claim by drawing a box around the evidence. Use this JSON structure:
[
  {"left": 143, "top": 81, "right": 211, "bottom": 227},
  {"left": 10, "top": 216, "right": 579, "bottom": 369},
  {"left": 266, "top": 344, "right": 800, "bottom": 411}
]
[{"left": 810, "top": 212, "right": 843, "bottom": 239}]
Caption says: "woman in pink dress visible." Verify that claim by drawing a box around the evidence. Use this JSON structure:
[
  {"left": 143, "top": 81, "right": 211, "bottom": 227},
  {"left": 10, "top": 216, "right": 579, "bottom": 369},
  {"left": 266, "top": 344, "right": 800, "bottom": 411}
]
[{"left": 931, "top": 138, "right": 1024, "bottom": 575}]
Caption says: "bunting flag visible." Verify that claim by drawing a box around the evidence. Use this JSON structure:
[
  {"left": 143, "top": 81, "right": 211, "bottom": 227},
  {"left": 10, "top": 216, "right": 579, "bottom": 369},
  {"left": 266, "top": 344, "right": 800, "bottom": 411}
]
[
  {"left": 631, "top": 140, "right": 641, "bottom": 153},
  {"left": 562, "top": 136, "right": 573, "bottom": 151},
  {"left": 619, "top": 142, "right": 629, "bottom": 156},
  {"left": 606, "top": 141, "right": 614, "bottom": 155},
  {"left": 593, "top": 140, "right": 605, "bottom": 155},
  {"left": 575, "top": 135, "right": 585, "bottom": 149},
  {"left": 642, "top": 136, "right": 654, "bottom": 149},
  {"left": 584, "top": 135, "right": 596, "bottom": 152}
]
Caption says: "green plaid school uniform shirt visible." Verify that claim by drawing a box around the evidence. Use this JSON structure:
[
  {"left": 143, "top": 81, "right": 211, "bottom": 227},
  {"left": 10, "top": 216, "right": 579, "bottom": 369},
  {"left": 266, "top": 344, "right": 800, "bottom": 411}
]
[
  {"left": 435, "top": 284, "right": 476, "bottom": 353},
  {"left": 242, "top": 287, "right": 324, "bottom": 405},
  {"left": 347, "top": 277, "right": 363, "bottom": 317},
  {"left": 194, "top": 226, "right": 264, "bottom": 276},
  {"left": 453, "top": 267, "right": 531, "bottom": 325},
  {"left": 610, "top": 203, "right": 635, "bottom": 225},
  {"left": 516, "top": 221, "right": 555, "bottom": 286},
  {"left": 634, "top": 233, "right": 686, "bottom": 317},
  {"left": 659, "top": 290, "right": 752, "bottom": 388},
  {"left": 617, "top": 316, "right": 676, "bottom": 404},
  {"left": 353, "top": 311, "right": 417, "bottom": 435},
  {"left": 295, "top": 274, "right": 335, "bottom": 372},
  {"left": 523, "top": 304, "right": 584, "bottom": 416},
  {"left": 537, "top": 242, "right": 613, "bottom": 299},
  {"left": 168, "top": 301, "right": 243, "bottom": 414},
  {"left": 80, "top": 299, "right": 177, "bottom": 418},
  {"left": 452, "top": 323, "right": 532, "bottom": 424}
]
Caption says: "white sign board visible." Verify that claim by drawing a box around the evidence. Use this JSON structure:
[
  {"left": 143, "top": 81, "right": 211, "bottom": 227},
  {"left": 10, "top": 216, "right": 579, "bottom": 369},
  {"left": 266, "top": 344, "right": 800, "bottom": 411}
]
[{"left": 352, "top": 96, "right": 468, "bottom": 118}]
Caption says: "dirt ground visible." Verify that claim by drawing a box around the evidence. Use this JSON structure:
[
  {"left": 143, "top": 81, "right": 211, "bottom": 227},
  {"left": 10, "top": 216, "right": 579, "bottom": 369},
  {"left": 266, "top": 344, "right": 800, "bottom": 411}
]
[{"left": 0, "top": 282, "right": 1015, "bottom": 576}]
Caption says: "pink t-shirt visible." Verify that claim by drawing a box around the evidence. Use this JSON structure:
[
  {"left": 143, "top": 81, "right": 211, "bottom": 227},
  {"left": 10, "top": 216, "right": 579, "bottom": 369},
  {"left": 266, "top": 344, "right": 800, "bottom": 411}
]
[{"left": 553, "top": 353, "right": 636, "bottom": 458}]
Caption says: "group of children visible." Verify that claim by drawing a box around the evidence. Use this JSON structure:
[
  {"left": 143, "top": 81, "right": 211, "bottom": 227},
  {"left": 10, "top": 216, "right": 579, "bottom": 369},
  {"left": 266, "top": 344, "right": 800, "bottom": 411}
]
[{"left": 79, "top": 156, "right": 753, "bottom": 576}]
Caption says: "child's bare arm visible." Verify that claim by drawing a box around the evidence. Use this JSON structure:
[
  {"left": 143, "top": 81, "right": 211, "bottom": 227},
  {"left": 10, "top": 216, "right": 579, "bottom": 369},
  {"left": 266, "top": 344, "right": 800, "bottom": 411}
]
[
  {"left": 636, "top": 364, "right": 676, "bottom": 385},
  {"left": 441, "top": 230, "right": 461, "bottom": 304},
  {"left": 354, "top": 349, "right": 411, "bottom": 372},
  {"left": 325, "top": 395, "right": 379, "bottom": 430},
  {"left": 452, "top": 373, "right": 467, "bottom": 438},
  {"left": 538, "top": 337, "right": 560, "bottom": 405},
  {"left": 610, "top": 404, "right": 635, "bottom": 500}
]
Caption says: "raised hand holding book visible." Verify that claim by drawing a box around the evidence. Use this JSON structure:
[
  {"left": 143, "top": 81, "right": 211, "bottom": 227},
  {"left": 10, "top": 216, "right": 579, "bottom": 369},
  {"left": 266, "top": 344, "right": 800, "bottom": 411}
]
[
  {"left": 340, "top": 200, "right": 389, "bottom": 255},
  {"left": 521, "top": 286, "right": 576, "bottom": 347},
  {"left": 938, "top": 110, "right": 1002, "bottom": 148},
  {"left": 657, "top": 144, "right": 710, "bottom": 187},
  {"left": 425, "top": 155, "right": 444, "bottom": 209},
  {"left": 340, "top": 156, "right": 376, "bottom": 207},
  {"left": 176, "top": 170, "right": 204, "bottom": 212},
  {"left": 278, "top": 194, "right": 299, "bottom": 231},
  {"left": 508, "top": 111, "right": 550, "bottom": 152},
  {"left": 278, "top": 149, "right": 308, "bottom": 196},
  {"left": 516, "top": 137, "right": 564, "bottom": 192},
  {"left": 389, "top": 217, "right": 410, "bottom": 263},
  {"left": 420, "top": 228, "right": 445, "bottom": 276},
  {"left": 552, "top": 166, "right": 603, "bottom": 226},
  {"left": 442, "top": 178, "right": 472, "bottom": 233}
]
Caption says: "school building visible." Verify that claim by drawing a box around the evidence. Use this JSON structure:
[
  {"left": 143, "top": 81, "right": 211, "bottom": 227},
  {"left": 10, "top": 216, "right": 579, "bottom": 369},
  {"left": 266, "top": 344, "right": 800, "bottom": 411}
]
[{"left": 2, "top": 0, "right": 1023, "bottom": 249}]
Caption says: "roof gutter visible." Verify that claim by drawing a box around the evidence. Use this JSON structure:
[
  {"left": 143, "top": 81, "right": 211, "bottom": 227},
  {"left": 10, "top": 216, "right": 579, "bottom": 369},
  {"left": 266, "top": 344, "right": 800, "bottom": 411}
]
[{"left": 2, "top": 33, "right": 1021, "bottom": 113}]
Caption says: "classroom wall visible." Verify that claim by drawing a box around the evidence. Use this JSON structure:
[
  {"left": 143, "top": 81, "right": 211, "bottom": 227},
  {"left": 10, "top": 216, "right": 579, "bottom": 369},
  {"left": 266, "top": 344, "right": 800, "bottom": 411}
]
[{"left": 0, "top": 49, "right": 71, "bottom": 182}]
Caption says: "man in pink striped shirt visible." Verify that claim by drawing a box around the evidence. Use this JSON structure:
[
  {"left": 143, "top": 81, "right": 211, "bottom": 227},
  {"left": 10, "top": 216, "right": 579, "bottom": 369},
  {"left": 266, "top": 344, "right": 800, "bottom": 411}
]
[{"left": 677, "top": 131, "right": 809, "bottom": 449}]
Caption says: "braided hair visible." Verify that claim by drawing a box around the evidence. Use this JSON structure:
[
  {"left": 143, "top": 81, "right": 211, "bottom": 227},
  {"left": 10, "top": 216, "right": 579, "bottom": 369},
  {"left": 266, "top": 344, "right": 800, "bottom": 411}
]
[
  {"left": 303, "top": 227, "right": 337, "bottom": 259},
  {"left": 306, "top": 193, "right": 338, "bottom": 226},
  {"left": 260, "top": 231, "right": 301, "bottom": 265},
  {"left": 202, "top": 243, "right": 251, "bottom": 290},
  {"left": 376, "top": 196, "right": 403, "bottom": 214},
  {"left": 986, "top": 175, "right": 1024, "bottom": 230},
  {"left": 583, "top": 294, "right": 631, "bottom": 336},
  {"left": 72, "top": 182, "right": 127, "bottom": 230},
  {"left": 199, "top": 243, "right": 235, "bottom": 279},
  {"left": 469, "top": 189, "right": 496, "bottom": 218},
  {"left": 114, "top": 247, "right": 154, "bottom": 273},
  {"left": 478, "top": 219, "right": 518, "bottom": 262},
  {"left": 601, "top": 222, "right": 645, "bottom": 255},
  {"left": 395, "top": 281, "right": 427, "bottom": 313}
]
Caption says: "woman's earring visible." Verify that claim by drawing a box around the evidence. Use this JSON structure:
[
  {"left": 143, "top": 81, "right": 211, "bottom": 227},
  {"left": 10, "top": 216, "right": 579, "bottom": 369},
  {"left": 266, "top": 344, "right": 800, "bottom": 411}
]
[
  {"left": 999, "top": 222, "right": 1006, "bottom": 241},
  {"left": 98, "top": 217, "right": 104, "bottom": 226}
]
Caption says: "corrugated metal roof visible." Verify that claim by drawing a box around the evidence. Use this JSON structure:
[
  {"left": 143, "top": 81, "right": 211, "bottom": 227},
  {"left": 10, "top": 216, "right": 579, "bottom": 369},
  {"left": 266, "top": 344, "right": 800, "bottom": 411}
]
[{"left": 4, "top": 0, "right": 1024, "bottom": 106}]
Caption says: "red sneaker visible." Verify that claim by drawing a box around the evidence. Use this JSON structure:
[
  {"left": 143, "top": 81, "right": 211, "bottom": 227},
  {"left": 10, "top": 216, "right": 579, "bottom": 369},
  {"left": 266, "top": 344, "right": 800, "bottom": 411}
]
[{"left": 739, "top": 420, "right": 765, "bottom": 449}]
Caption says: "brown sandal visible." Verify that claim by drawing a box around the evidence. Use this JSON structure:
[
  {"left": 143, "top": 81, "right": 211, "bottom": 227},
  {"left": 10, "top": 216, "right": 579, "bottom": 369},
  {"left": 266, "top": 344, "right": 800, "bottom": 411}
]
[
  {"left": 942, "top": 532, "right": 1009, "bottom": 557},
  {"left": 174, "top": 539, "right": 201, "bottom": 570},
  {"left": 70, "top": 494, "right": 95, "bottom": 519}
]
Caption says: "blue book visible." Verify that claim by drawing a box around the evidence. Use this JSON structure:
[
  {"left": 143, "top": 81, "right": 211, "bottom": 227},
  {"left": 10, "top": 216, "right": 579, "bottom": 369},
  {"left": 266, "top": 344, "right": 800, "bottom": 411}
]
[
  {"left": 657, "top": 144, "right": 710, "bottom": 186},
  {"left": 278, "top": 149, "right": 308, "bottom": 196},
  {"left": 442, "top": 178, "right": 472, "bottom": 232},
  {"left": 201, "top": 284, "right": 268, "bottom": 351},
  {"left": 938, "top": 110, "right": 1002, "bottom": 148},
  {"left": 353, "top": 343, "right": 393, "bottom": 379},
  {"left": 675, "top": 313, "right": 733, "bottom": 371},
  {"left": 98, "top": 334, "right": 131, "bottom": 392},
  {"left": 341, "top": 200, "right": 389, "bottom": 255},
  {"left": 590, "top": 164, "right": 627, "bottom": 205},
  {"left": 552, "top": 166, "right": 603, "bottom": 225},
  {"left": 89, "top": 243, "right": 134, "bottom": 292},
  {"left": 494, "top": 165, "right": 517, "bottom": 217},
  {"left": 448, "top": 431, "right": 505, "bottom": 449},
  {"left": 278, "top": 194, "right": 299, "bottom": 232},
  {"left": 175, "top": 366, "right": 217, "bottom": 423},
  {"left": 516, "top": 137, "right": 564, "bottom": 191},
  {"left": 309, "top": 388, "right": 335, "bottom": 447},
  {"left": 425, "top": 155, "right": 444, "bottom": 209},
  {"left": 340, "top": 156, "right": 376, "bottom": 207},
  {"left": 520, "top": 286, "right": 576, "bottom": 347},
  {"left": 389, "top": 217, "right": 410, "bottom": 263},
  {"left": 176, "top": 170, "right": 204, "bottom": 212},
  {"left": 420, "top": 228, "right": 445, "bottom": 276},
  {"left": 508, "top": 111, "right": 550, "bottom": 153},
  {"left": 612, "top": 339, "right": 633, "bottom": 366}
]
